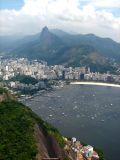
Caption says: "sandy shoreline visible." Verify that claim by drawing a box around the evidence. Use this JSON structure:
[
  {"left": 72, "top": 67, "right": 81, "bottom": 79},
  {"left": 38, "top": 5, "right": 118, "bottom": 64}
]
[{"left": 70, "top": 81, "right": 120, "bottom": 88}]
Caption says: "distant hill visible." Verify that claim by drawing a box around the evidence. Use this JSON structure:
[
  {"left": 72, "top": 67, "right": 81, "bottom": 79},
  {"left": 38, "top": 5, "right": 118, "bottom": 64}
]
[
  {"left": 50, "top": 28, "right": 70, "bottom": 37},
  {"left": 11, "top": 27, "right": 65, "bottom": 62},
  {"left": 0, "top": 26, "right": 120, "bottom": 72},
  {"left": 54, "top": 32, "right": 120, "bottom": 60}
]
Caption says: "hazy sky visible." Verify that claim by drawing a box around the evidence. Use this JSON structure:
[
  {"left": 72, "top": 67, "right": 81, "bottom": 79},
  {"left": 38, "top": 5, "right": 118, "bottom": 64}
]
[{"left": 0, "top": 0, "right": 120, "bottom": 42}]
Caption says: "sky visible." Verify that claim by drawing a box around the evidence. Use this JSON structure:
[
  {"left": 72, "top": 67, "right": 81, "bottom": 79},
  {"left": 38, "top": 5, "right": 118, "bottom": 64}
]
[{"left": 0, "top": 0, "right": 120, "bottom": 42}]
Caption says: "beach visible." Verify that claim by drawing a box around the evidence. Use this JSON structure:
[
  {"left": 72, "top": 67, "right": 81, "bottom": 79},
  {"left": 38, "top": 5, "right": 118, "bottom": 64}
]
[{"left": 70, "top": 81, "right": 120, "bottom": 88}]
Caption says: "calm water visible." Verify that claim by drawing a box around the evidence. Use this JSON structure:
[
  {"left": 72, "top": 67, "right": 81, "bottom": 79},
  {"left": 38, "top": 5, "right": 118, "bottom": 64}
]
[{"left": 24, "top": 85, "right": 120, "bottom": 160}]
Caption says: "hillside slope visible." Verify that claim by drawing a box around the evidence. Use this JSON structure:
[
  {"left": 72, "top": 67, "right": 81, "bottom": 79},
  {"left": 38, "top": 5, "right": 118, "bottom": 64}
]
[
  {"left": 0, "top": 99, "right": 69, "bottom": 160},
  {"left": 52, "top": 30, "right": 120, "bottom": 60},
  {"left": 12, "top": 27, "right": 65, "bottom": 62}
]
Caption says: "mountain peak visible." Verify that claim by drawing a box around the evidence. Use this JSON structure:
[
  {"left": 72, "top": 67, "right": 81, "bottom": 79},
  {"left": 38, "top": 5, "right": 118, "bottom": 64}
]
[
  {"left": 41, "top": 26, "right": 49, "bottom": 34},
  {"left": 40, "top": 26, "right": 50, "bottom": 40}
]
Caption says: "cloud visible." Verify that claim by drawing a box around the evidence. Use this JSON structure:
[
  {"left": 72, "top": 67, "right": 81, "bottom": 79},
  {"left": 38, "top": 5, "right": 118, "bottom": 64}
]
[
  {"left": 0, "top": 0, "right": 120, "bottom": 42},
  {"left": 87, "top": 0, "right": 120, "bottom": 8}
]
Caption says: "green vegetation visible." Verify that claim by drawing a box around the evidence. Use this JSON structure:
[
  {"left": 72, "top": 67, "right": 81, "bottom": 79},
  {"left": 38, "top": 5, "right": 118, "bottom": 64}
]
[
  {"left": 86, "top": 62, "right": 117, "bottom": 74},
  {"left": 0, "top": 101, "right": 37, "bottom": 160},
  {"left": 64, "top": 156, "right": 70, "bottom": 160},
  {"left": 0, "top": 98, "right": 65, "bottom": 159},
  {"left": 10, "top": 75, "right": 38, "bottom": 85},
  {"left": 0, "top": 87, "right": 7, "bottom": 94},
  {"left": 95, "top": 148, "right": 105, "bottom": 160},
  {"left": 30, "top": 109, "right": 65, "bottom": 148},
  {"left": 42, "top": 122, "right": 65, "bottom": 148}
]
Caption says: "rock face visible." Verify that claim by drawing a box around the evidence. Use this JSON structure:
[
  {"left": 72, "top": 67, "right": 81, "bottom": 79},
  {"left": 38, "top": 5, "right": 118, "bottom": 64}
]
[
  {"left": 0, "top": 94, "right": 6, "bottom": 102},
  {"left": 0, "top": 88, "right": 16, "bottom": 102},
  {"left": 0, "top": 98, "right": 68, "bottom": 160},
  {"left": 34, "top": 124, "right": 65, "bottom": 160},
  {"left": 34, "top": 124, "right": 50, "bottom": 159},
  {"left": 39, "top": 26, "right": 64, "bottom": 51}
]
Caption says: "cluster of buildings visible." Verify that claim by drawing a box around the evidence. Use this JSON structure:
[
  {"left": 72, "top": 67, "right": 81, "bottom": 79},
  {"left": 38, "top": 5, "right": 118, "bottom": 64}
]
[
  {"left": 64, "top": 137, "right": 99, "bottom": 160},
  {"left": 0, "top": 58, "right": 120, "bottom": 84},
  {"left": 9, "top": 80, "right": 46, "bottom": 93}
]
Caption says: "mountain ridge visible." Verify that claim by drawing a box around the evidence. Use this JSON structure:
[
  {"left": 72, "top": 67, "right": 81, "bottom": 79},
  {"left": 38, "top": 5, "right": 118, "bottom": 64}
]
[{"left": 0, "top": 27, "right": 120, "bottom": 72}]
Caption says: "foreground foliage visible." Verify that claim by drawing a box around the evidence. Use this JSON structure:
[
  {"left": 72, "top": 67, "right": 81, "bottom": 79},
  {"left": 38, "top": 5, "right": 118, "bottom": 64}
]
[
  {"left": 0, "top": 100, "right": 65, "bottom": 160},
  {"left": 0, "top": 101, "right": 37, "bottom": 160}
]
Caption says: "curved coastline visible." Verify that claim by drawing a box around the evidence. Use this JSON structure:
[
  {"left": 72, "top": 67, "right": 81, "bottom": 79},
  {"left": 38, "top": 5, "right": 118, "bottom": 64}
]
[{"left": 70, "top": 81, "right": 120, "bottom": 88}]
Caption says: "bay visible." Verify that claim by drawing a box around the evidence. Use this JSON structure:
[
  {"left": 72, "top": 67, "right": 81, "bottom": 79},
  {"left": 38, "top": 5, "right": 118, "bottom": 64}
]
[{"left": 23, "top": 84, "right": 120, "bottom": 160}]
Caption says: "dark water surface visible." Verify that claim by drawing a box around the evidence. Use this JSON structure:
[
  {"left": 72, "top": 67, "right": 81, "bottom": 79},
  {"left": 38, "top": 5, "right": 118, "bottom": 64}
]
[{"left": 24, "top": 85, "right": 120, "bottom": 160}]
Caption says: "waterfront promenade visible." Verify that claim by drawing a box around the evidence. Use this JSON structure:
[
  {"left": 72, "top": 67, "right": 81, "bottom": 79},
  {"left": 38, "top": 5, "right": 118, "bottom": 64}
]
[{"left": 70, "top": 81, "right": 120, "bottom": 88}]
